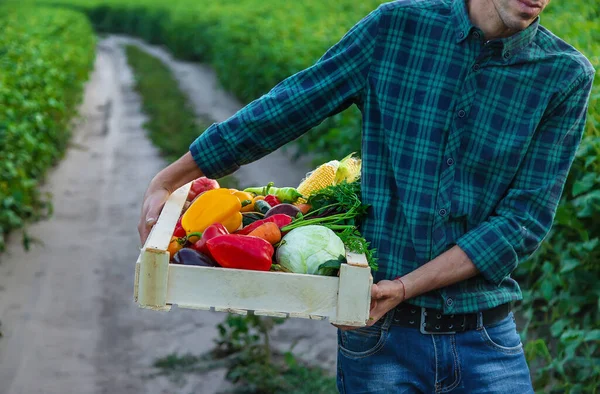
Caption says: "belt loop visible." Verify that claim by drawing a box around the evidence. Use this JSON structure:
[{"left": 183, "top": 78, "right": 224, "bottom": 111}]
[{"left": 476, "top": 311, "right": 484, "bottom": 329}]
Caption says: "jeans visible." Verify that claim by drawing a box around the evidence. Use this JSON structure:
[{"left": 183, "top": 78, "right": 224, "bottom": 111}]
[{"left": 336, "top": 309, "right": 533, "bottom": 393}]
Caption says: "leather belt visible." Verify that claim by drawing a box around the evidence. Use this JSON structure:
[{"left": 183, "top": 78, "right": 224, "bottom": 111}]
[{"left": 390, "top": 303, "right": 511, "bottom": 334}]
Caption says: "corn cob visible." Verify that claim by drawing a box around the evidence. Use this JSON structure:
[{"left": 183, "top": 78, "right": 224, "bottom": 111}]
[
  {"left": 334, "top": 152, "right": 362, "bottom": 185},
  {"left": 295, "top": 160, "right": 339, "bottom": 203}
]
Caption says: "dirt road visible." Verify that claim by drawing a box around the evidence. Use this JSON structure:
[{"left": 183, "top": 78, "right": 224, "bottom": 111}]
[{"left": 0, "top": 36, "right": 338, "bottom": 394}]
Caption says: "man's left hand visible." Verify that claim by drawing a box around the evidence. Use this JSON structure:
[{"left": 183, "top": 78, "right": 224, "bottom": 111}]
[{"left": 335, "top": 279, "right": 405, "bottom": 331}]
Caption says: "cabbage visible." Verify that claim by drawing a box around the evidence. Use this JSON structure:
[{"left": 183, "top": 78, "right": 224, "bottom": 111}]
[{"left": 276, "top": 225, "right": 345, "bottom": 275}]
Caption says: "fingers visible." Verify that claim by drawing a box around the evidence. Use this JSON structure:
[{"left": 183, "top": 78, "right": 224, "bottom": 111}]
[
  {"left": 138, "top": 216, "right": 156, "bottom": 246},
  {"left": 138, "top": 188, "right": 170, "bottom": 245},
  {"left": 371, "top": 283, "right": 382, "bottom": 300}
]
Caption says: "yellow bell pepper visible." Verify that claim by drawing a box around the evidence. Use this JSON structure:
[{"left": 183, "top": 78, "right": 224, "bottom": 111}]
[
  {"left": 231, "top": 190, "right": 255, "bottom": 212},
  {"left": 181, "top": 188, "right": 241, "bottom": 234},
  {"left": 221, "top": 212, "right": 243, "bottom": 232}
]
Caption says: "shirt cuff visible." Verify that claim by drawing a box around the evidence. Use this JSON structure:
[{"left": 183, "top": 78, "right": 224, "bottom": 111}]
[
  {"left": 455, "top": 221, "right": 518, "bottom": 286},
  {"left": 189, "top": 123, "right": 240, "bottom": 179}
]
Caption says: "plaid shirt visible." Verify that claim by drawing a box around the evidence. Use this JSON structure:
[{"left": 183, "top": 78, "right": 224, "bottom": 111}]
[{"left": 190, "top": 0, "right": 595, "bottom": 313}]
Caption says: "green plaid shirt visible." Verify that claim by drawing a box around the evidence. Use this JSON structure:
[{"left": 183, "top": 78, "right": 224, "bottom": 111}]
[{"left": 190, "top": 0, "right": 595, "bottom": 313}]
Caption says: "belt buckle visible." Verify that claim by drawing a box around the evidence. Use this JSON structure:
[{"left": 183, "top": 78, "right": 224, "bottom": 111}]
[{"left": 419, "top": 307, "right": 457, "bottom": 335}]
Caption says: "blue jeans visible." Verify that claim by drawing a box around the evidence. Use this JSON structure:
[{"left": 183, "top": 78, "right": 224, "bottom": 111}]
[{"left": 336, "top": 310, "right": 533, "bottom": 393}]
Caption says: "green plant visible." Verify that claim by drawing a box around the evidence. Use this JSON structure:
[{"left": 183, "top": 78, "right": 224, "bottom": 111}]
[
  {"left": 514, "top": 136, "right": 600, "bottom": 393},
  {"left": 0, "top": 5, "right": 95, "bottom": 251},
  {"left": 151, "top": 314, "right": 337, "bottom": 394},
  {"left": 214, "top": 314, "right": 336, "bottom": 394}
]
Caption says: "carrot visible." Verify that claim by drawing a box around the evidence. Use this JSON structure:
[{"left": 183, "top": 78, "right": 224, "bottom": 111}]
[{"left": 248, "top": 222, "right": 281, "bottom": 245}]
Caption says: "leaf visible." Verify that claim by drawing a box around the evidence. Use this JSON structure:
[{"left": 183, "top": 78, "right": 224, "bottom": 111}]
[
  {"left": 571, "top": 172, "right": 598, "bottom": 196},
  {"left": 584, "top": 155, "right": 596, "bottom": 168},
  {"left": 559, "top": 259, "right": 581, "bottom": 274},
  {"left": 524, "top": 339, "right": 552, "bottom": 363},
  {"left": 317, "top": 255, "right": 345, "bottom": 272},
  {"left": 572, "top": 190, "right": 600, "bottom": 218},
  {"left": 584, "top": 330, "right": 600, "bottom": 342},
  {"left": 560, "top": 329, "right": 584, "bottom": 342},
  {"left": 581, "top": 238, "right": 599, "bottom": 252},
  {"left": 540, "top": 280, "right": 555, "bottom": 301},
  {"left": 542, "top": 261, "right": 554, "bottom": 274},
  {"left": 550, "top": 319, "right": 569, "bottom": 337}
]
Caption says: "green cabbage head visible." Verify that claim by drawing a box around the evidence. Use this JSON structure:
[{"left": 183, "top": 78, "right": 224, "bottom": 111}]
[{"left": 276, "top": 225, "right": 345, "bottom": 275}]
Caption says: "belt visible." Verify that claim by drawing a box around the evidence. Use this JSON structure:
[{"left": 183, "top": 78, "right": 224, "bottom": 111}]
[{"left": 390, "top": 303, "right": 511, "bottom": 334}]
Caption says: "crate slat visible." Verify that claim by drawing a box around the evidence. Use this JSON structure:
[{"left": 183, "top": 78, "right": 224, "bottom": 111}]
[
  {"left": 254, "top": 311, "right": 289, "bottom": 318},
  {"left": 144, "top": 182, "right": 191, "bottom": 253},
  {"left": 166, "top": 265, "right": 339, "bottom": 317},
  {"left": 214, "top": 307, "right": 249, "bottom": 315},
  {"left": 331, "top": 263, "right": 373, "bottom": 326}
]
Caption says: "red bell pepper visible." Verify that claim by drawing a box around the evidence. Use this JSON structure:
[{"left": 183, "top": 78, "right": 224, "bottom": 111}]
[
  {"left": 206, "top": 234, "right": 273, "bottom": 271},
  {"left": 264, "top": 194, "right": 281, "bottom": 207},
  {"left": 236, "top": 214, "right": 293, "bottom": 236},
  {"left": 173, "top": 217, "right": 187, "bottom": 238},
  {"left": 191, "top": 222, "right": 229, "bottom": 257}
]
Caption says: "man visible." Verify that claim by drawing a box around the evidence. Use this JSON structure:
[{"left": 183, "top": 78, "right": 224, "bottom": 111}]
[{"left": 138, "top": 0, "right": 594, "bottom": 392}]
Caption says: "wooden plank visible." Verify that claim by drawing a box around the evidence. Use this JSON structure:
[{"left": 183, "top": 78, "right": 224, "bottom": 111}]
[
  {"left": 166, "top": 265, "right": 339, "bottom": 318},
  {"left": 137, "top": 248, "right": 171, "bottom": 311},
  {"left": 214, "top": 307, "right": 248, "bottom": 315},
  {"left": 254, "top": 311, "right": 289, "bottom": 318},
  {"left": 346, "top": 250, "right": 369, "bottom": 268},
  {"left": 331, "top": 264, "right": 372, "bottom": 327},
  {"left": 134, "top": 261, "right": 140, "bottom": 303},
  {"left": 176, "top": 305, "right": 212, "bottom": 311},
  {"left": 144, "top": 182, "right": 191, "bottom": 253}
]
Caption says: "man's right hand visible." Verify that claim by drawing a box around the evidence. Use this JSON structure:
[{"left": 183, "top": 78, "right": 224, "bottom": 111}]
[
  {"left": 137, "top": 152, "right": 204, "bottom": 245},
  {"left": 137, "top": 184, "right": 171, "bottom": 246}
]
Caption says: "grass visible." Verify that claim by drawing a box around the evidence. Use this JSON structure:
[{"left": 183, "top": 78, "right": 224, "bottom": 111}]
[{"left": 124, "top": 44, "right": 238, "bottom": 188}]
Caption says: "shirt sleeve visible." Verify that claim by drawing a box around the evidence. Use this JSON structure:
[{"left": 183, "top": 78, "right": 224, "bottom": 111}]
[
  {"left": 456, "top": 70, "right": 595, "bottom": 286},
  {"left": 189, "top": 7, "right": 382, "bottom": 179}
]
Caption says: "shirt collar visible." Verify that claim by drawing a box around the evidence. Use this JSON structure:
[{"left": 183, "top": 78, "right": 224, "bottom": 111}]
[{"left": 452, "top": 0, "right": 539, "bottom": 59}]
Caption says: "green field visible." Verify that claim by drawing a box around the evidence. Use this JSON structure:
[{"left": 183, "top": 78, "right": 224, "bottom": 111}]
[{"left": 0, "top": 5, "right": 96, "bottom": 250}]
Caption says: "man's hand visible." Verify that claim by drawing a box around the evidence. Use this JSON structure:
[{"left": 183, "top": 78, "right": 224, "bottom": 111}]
[
  {"left": 334, "top": 279, "right": 405, "bottom": 331},
  {"left": 137, "top": 152, "right": 204, "bottom": 245},
  {"left": 137, "top": 183, "right": 171, "bottom": 246}
]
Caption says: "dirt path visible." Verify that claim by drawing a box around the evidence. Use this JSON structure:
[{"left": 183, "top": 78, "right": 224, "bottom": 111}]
[{"left": 0, "top": 36, "right": 337, "bottom": 394}]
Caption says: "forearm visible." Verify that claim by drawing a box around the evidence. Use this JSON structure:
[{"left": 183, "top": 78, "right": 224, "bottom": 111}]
[
  {"left": 399, "top": 245, "right": 479, "bottom": 301},
  {"left": 151, "top": 152, "right": 204, "bottom": 193}
]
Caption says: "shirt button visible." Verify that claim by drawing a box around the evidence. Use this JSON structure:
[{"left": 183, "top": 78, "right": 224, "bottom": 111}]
[
  {"left": 457, "top": 110, "right": 466, "bottom": 118},
  {"left": 439, "top": 209, "right": 447, "bottom": 217},
  {"left": 458, "top": 31, "right": 464, "bottom": 39},
  {"left": 446, "top": 298, "right": 454, "bottom": 306},
  {"left": 446, "top": 158, "right": 454, "bottom": 166},
  {"left": 473, "top": 31, "right": 480, "bottom": 39},
  {"left": 472, "top": 63, "right": 480, "bottom": 72},
  {"left": 503, "top": 51, "right": 511, "bottom": 59}
]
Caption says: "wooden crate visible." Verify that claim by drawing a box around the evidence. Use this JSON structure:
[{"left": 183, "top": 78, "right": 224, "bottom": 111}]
[{"left": 134, "top": 182, "right": 372, "bottom": 327}]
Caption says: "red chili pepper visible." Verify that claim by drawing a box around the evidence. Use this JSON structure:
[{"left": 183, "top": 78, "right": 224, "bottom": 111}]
[
  {"left": 173, "top": 217, "right": 187, "bottom": 238},
  {"left": 206, "top": 234, "right": 273, "bottom": 271},
  {"left": 264, "top": 194, "right": 281, "bottom": 207},
  {"left": 236, "top": 214, "right": 293, "bottom": 235},
  {"left": 191, "top": 223, "right": 229, "bottom": 257}
]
